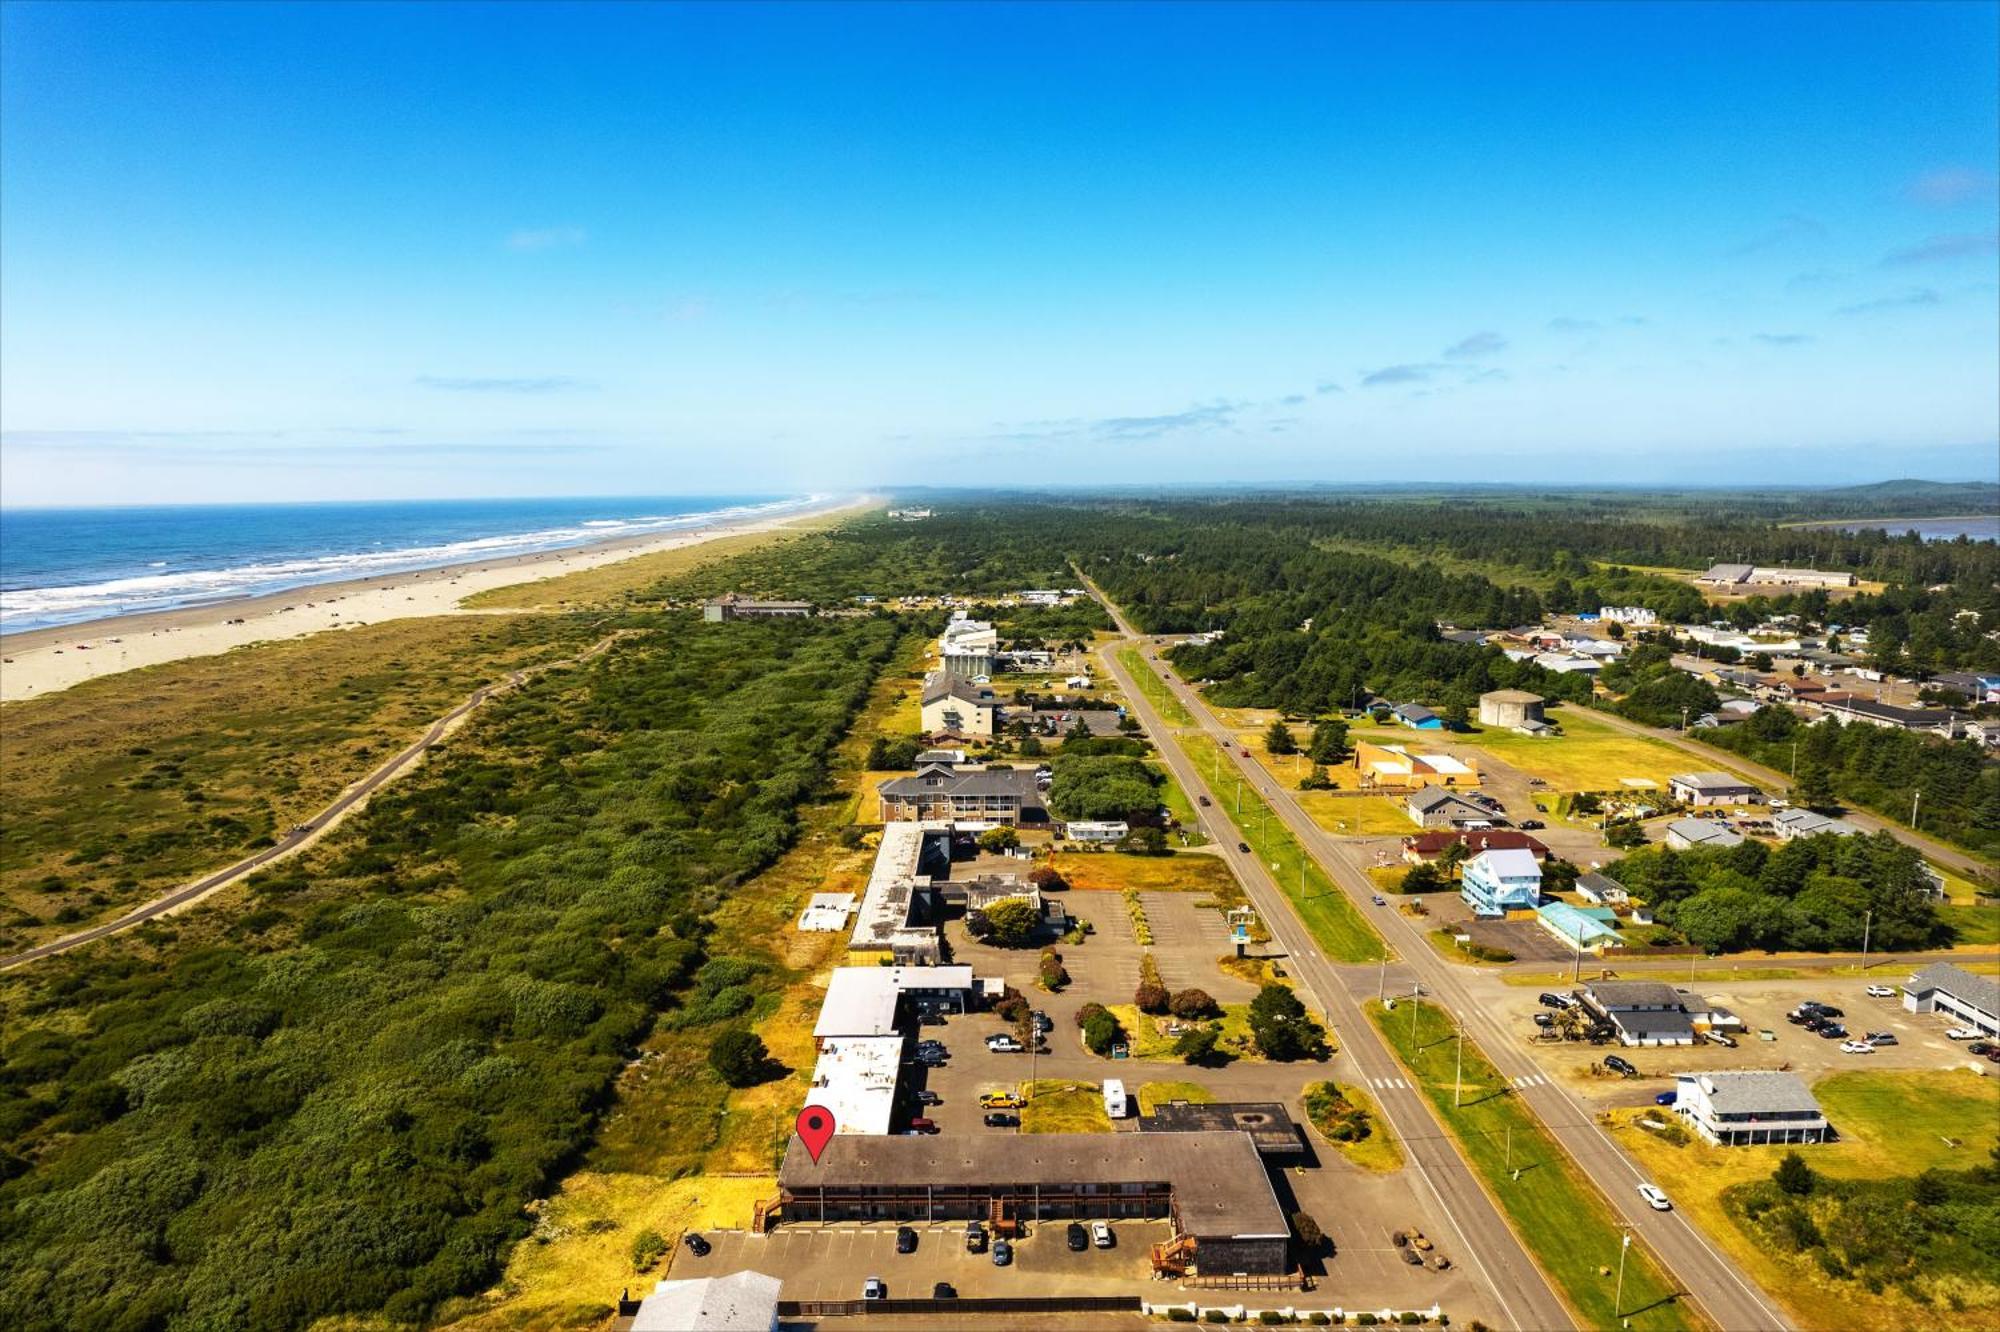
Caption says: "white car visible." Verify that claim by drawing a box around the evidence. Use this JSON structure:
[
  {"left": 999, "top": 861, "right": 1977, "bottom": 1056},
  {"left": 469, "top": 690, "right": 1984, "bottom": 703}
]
[
  {"left": 1839, "top": 1040, "right": 1875, "bottom": 1054},
  {"left": 1865, "top": 985, "right": 1896, "bottom": 998},
  {"left": 1091, "top": 1221, "right": 1114, "bottom": 1248},
  {"left": 1637, "top": 1184, "right": 1672, "bottom": 1211},
  {"left": 1946, "top": 1027, "right": 1982, "bottom": 1040},
  {"left": 986, "top": 1035, "right": 1024, "bottom": 1053}
]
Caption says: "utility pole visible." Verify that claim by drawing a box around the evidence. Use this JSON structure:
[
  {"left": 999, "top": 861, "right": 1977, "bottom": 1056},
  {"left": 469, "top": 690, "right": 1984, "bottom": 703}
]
[
  {"left": 1454, "top": 1023, "right": 1465, "bottom": 1108},
  {"left": 1860, "top": 909, "right": 1873, "bottom": 973},
  {"left": 1505, "top": 1124, "right": 1514, "bottom": 1174},
  {"left": 1377, "top": 954, "right": 1388, "bottom": 1002},
  {"left": 1791, "top": 737, "right": 1799, "bottom": 780},
  {"left": 1911, "top": 789, "right": 1922, "bottom": 830},
  {"left": 1613, "top": 1232, "right": 1633, "bottom": 1319},
  {"left": 1409, "top": 983, "right": 1421, "bottom": 1042}
]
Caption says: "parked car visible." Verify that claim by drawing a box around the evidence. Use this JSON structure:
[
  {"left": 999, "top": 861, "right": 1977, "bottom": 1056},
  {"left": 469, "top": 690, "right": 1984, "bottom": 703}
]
[
  {"left": 1092, "top": 1221, "right": 1115, "bottom": 1249},
  {"left": 863, "top": 1277, "right": 886, "bottom": 1300},
  {"left": 908, "top": 1116, "right": 938, "bottom": 1133},
  {"left": 1032, "top": 1011, "right": 1053, "bottom": 1033},
  {"left": 1399, "top": 1245, "right": 1424, "bottom": 1266},
  {"left": 979, "top": 1091, "right": 1023, "bottom": 1109},
  {"left": 1815, "top": 1005, "right": 1844, "bottom": 1019},
  {"left": 1704, "top": 1030, "right": 1737, "bottom": 1048},
  {"left": 1603, "top": 1055, "right": 1637, "bottom": 1077},
  {"left": 1968, "top": 1041, "right": 1997, "bottom": 1057},
  {"left": 1653, "top": 1091, "right": 1677, "bottom": 1106},
  {"left": 916, "top": 1089, "right": 942, "bottom": 1106},
  {"left": 1520, "top": 819, "right": 1545, "bottom": 830},
  {"left": 896, "top": 1226, "right": 918, "bottom": 1254},
  {"left": 1785, "top": 1011, "right": 1811, "bottom": 1026},
  {"left": 1534, "top": 1012, "right": 1555, "bottom": 1028},
  {"left": 682, "top": 1233, "right": 710, "bottom": 1256},
  {"left": 1538, "top": 992, "right": 1568, "bottom": 1009},
  {"left": 1066, "top": 1223, "right": 1089, "bottom": 1252},
  {"left": 1865, "top": 985, "right": 1896, "bottom": 998},
  {"left": 1986, "top": 1049, "right": 2000, "bottom": 1065},
  {"left": 933, "top": 1282, "right": 957, "bottom": 1300},
  {"left": 1637, "top": 1184, "right": 1672, "bottom": 1211},
  {"left": 1817, "top": 1024, "right": 1848, "bottom": 1040},
  {"left": 965, "top": 1222, "right": 987, "bottom": 1253},
  {"left": 1946, "top": 1027, "right": 1982, "bottom": 1040},
  {"left": 992, "top": 1240, "right": 1013, "bottom": 1267},
  {"left": 1840, "top": 1041, "right": 1875, "bottom": 1054},
  {"left": 983, "top": 1112, "right": 1019, "bottom": 1128},
  {"left": 1866, "top": 1031, "right": 1898, "bottom": 1046},
  {"left": 987, "top": 1035, "right": 1024, "bottom": 1053}
]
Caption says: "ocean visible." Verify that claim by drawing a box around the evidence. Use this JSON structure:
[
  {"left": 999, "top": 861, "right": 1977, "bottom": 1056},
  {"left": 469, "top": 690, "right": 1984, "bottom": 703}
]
[{"left": 0, "top": 494, "right": 818, "bottom": 635}]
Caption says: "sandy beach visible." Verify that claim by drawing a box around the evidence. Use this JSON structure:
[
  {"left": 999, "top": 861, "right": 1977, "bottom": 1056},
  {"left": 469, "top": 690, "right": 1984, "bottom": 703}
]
[{"left": 0, "top": 494, "right": 867, "bottom": 703}]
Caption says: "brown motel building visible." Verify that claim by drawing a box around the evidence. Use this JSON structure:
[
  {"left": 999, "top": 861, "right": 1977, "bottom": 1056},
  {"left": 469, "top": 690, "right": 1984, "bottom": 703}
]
[{"left": 776, "top": 1130, "right": 1292, "bottom": 1276}]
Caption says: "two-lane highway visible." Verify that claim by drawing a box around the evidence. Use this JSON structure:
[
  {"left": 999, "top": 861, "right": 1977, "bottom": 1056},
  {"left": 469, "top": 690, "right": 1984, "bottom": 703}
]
[
  {"left": 1098, "top": 633, "right": 1580, "bottom": 1331},
  {"left": 1094, "top": 592, "right": 1795, "bottom": 1332}
]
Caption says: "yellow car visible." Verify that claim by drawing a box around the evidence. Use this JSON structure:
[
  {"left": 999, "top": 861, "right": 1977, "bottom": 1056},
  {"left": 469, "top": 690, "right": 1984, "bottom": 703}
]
[{"left": 978, "top": 1091, "right": 1023, "bottom": 1110}]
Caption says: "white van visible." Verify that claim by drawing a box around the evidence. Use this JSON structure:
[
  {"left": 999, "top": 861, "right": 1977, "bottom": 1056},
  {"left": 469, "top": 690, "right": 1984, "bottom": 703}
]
[{"left": 1102, "top": 1079, "right": 1127, "bottom": 1119}]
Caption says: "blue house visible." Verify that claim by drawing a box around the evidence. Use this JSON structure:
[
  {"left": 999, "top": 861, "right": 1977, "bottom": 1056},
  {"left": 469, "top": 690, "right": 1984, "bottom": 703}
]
[
  {"left": 1392, "top": 703, "right": 1445, "bottom": 731},
  {"left": 1536, "top": 900, "right": 1623, "bottom": 953},
  {"left": 1460, "top": 848, "right": 1543, "bottom": 917}
]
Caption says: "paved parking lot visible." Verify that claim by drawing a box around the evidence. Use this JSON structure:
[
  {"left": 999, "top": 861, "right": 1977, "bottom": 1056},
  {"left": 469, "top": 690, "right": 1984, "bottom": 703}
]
[{"left": 679, "top": 1219, "right": 1171, "bottom": 1301}]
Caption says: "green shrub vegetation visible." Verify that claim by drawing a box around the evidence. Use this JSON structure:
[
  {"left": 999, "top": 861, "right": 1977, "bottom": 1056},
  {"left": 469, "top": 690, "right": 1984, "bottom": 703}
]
[{"left": 0, "top": 613, "right": 899, "bottom": 1330}]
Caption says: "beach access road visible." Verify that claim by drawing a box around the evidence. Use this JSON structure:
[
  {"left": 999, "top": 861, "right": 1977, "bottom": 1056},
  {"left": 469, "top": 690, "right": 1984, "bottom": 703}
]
[
  {"left": 1089, "top": 584, "right": 1796, "bottom": 1332},
  {"left": 0, "top": 630, "right": 629, "bottom": 971},
  {"left": 1091, "top": 596, "right": 1580, "bottom": 1332}
]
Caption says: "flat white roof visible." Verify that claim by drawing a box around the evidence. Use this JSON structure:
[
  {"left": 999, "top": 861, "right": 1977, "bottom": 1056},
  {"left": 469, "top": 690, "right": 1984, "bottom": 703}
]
[
  {"left": 806, "top": 1035, "right": 905, "bottom": 1137},
  {"left": 632, "top": 1271, "right": 783, "bottom": 1332},
  {"left": 798, "top": 893, "right": 857, "bottom": 932},
  {"left": 850, "top": 820, "right": 942, "bottom": 949},
  {"left": 814, "top": 964, "right": 976, "bottom": 1039},
  {"left": 1469, "top": 847, "right": 1543, "bottom": 878},
  {"left": 1417, "top": 753, "right": 1473, "bottom": 775}
]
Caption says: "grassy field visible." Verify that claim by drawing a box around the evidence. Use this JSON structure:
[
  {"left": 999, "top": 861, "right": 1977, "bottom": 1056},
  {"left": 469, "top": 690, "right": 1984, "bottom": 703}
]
[
  {"left": 1116, "top": 646, "right": 1195, "bottom": 727},
  {"left": 1107, "top": 1001, "right": 1281, "bottom": 1064},
  {"left": 1615, "top": 1069, "right": 2000, "bottom": 1332},
  {"left": 1150, "top": 761, "right": 1213, "bottom": 847},
  {"left": 0, "top": 613, "right": 598, "bottom": 947},
  {"left": 1368, "top": 998, "right": 1695, "bottom": 1332},
  {"left": 1021, "top": 1079, "right": 1113, "bottom": 1133},
  {"left": 1298, "top": 793, "right": 1420, "bottom": 837},
  {"left": 1136, "top": 1080, "right": 1216, "bottom": 1114},
  {"left": 1196, "top": 736, "right": 1386, "bottom": 964}
]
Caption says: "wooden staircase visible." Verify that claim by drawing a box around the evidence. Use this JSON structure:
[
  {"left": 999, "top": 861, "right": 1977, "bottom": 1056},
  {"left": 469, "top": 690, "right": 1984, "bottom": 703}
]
[
  {"left": 752, "top": 1196, "right": 781, "bottom": 1233},
  {"left": 1150, "top": 1232, "right": 1196, "bottom": 1276}
]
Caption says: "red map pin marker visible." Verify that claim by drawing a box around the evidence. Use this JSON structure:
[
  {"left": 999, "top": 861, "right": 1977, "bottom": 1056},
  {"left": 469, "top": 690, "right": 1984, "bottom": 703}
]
[{"left": 796, "top": 1104, "right": 836, "bottom": 1164}]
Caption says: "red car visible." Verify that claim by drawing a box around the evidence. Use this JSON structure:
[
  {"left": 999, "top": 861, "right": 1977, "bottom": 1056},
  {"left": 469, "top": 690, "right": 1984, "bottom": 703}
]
[{"left": 908, "top": 1117, "right": 939, "bottom": 1134}]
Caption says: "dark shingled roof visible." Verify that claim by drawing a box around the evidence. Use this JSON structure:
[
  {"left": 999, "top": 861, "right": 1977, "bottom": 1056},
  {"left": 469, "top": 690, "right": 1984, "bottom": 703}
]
[
  {"left": 1139, "top": 1102, "right": 1302, "bottom": 1156},
  {"left": 1906, "top": 963, "right": 2000, "bottom": 1018},
  {"left": 778, "top": 1131, "right": 1287, "bottom": 1238}
]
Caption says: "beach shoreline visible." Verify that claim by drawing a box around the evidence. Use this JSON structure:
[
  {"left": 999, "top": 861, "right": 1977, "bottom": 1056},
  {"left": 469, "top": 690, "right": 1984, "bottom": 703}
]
[{"left": 0, "top": 493, "right": 867, "bottom": 702}]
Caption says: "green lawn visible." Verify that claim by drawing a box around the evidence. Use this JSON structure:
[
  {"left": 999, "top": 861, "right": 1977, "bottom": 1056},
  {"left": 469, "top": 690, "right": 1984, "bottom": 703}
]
[
  {"left": 1021, "top": 1079, "right": 1112, "bottom": 1133},
  {"left": 1136, "top": 1080, "right": 1217, "bottom": 1115},
  {"left": 1108, "top": 1002, "right": 1266, "bottom": 1063},
  {"left": 1303, "top": 1080, "right": 1404, "bottom": 1174},
  {"left": 1369, "top": 999, "right": 1695, "bottom": 1331},
  {"left": 1117, "top": 647, "right": 1195, "bottom": 727},
  {"left": 1150, "top": 761, "right": 1212, "bottom": 847},
  {"left": 1199, "top": 736, "right": 1385, "bottom": 963}
]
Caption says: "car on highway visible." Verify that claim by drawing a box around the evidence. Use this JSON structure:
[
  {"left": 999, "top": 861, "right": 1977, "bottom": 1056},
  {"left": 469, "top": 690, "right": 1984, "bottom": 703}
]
[
  {"left": 863, "top": 1277, "right": 886, "bottom": 1300},
  {"left": 1946, "top": 1027, "right": 1983, "bottom": 1040},
  {"left": 1839, "top": 1040, "right": 1874, "bottom": 1054},
  {"left": 1637, "top": 1184, "right": 1672, "bottom": 1211},
  {"left": 983, "top": 1111, "right": 1019, "bottom": 1128},
  {"left": 1865, "top": 985, "right": 1896, "bottom": 998},
  {"left": 986, "top": 1035, "right": 1024, "bottom": 1053},
  {"left": 1371, "top": 894, "right": 1386, "bottom": 906},
  {"left": 992, "top": 1239, "right": 1013, "bottom": 1267},
  {"left": 1093, "top": 1221, "right": 1115, "bottom": 1248},
  {"left": 1237, "top": 841, "right": 1251, "bottom": 854},
  {"left": 682, "top": 1233, "right": 710, "bottom": 1256},
  {"left": 1198, "top": 794, "right": 1212, "bottom": 806},
  {"left": 1066, "top": 1223, "right": 1089, "bottom": 1252}
]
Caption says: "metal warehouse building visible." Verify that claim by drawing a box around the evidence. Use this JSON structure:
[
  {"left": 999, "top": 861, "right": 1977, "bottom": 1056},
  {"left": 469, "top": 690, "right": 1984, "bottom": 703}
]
[{"left": 775, "top": 1131, "right": 1291, "bottom": 1276}]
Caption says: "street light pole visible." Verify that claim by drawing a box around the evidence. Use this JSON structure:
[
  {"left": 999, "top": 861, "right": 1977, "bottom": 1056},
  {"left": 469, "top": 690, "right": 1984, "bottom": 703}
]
[
  {"left": 1860, "top": 909, "right": 1873, "bottom": 973},
  {"left": 1614, "top": 1232, "right": 1632, "bottom": 1319},
  {"left": 1454, "top": 1023, "right": 1465, "bottom": 1108},
  {"left": 1911, "top": 789, "right": 1922, "bottom": 830},
  {"left": 1378, "top": 954, "right": 1388, "bottom": 1002}
]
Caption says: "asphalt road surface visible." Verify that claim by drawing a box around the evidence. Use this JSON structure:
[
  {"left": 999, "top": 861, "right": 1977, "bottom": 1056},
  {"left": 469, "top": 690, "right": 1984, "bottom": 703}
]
[
  {"left": 1095, "top": 617, "right": 1580, "bottom": 1331},
  {"left": 1, "top": 631, "right": 622, "bottom": 971},
  {"left": 1092, "top": 589, "right": 1796, "bottom": 1332}
]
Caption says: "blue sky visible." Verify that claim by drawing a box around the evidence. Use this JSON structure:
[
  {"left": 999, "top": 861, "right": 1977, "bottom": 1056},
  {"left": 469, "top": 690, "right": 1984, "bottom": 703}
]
[{"left": 2, "top": 1, "right": 1996, "bottom": 505}]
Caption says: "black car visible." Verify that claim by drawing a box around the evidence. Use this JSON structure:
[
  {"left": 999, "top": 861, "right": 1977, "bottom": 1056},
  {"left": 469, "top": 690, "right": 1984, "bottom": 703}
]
[
  {"left": 1198, "top": 794, "right": 1212, "bottom": 806},
  {"left": 1816, "top": 1006, "right": 1843, "bottom": 1020},
  {"left": 1032, "top": 1011, "right": 1053, "bottom": 1033},
  {"left": 896, "top": 1226, "right": 917, "bottom": 1254},
  {"left": 1237, "top": 841, "right": 1251, "bottom": 854},
  {"left": 1818, "top": 1024, "right": 1848, "bottom": 1040},
  {"left": 1533, "top": 1012, "right": 1555, "bottom": 1027},
  {"left": 1067, "top": 1223, "right": 1089, "bottom": 1252},
  {"left": 1520, "top": 819, "right": 1545, "bottom": 830},
  {"left": 916, "top": 1089, "right": 942, "bottom": 1106},
  {"left": 933, "top": 1282, "right": 958, "bottom": 1300},
  {"left": 984, "top": 1111, "right": 1019, "bottom": 1128},
  {"left": 683, "top": 1233, "right": 710, "bottom": 1257},
  {"left": 1969, "top": 1041, "right": 1996, "bottom": 1057},
  {"left": 1538, "top": 992, "right": 1568, "bottom": 1008},
  {"left": 1786, "top": 1011, "right": 1811, "bottom": 1025},
  {"left": 1603, "top": 1055, "right": 1637, "bottom": 1077}
]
